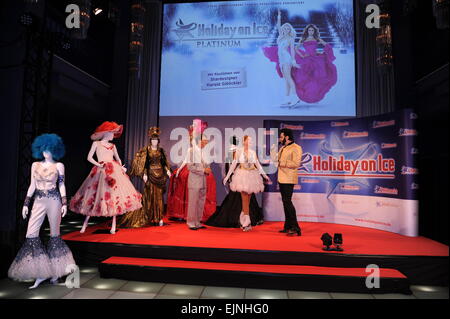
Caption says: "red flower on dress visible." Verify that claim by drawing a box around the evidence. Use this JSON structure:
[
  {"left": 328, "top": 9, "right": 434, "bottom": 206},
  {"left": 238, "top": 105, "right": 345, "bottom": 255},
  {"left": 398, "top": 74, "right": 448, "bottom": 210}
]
[
  {"left": 124, "top": 200, "right": 132, "bottom": 209},
  {"left": 87, "top": 196, "right": 95, "bottom": 208},
  {"left": 105, "top": 176, "right": 116, "bottom": 188},
  {"left": 90, "top": 166, "right": 98, "bottom": 178},
  {"left": 105, "top": 192, "right": 111, "bottom": 201},
  {"left": 117, "top": 206, "right": 122, "bottom": 214},
  {"left": 106, "top": 200, "right": 114, "bottom": 211},
  {"left": 105, "top": 162, "right": 114, "bottom": 176},
  {"left": 92, "top": 181, "right": 99, "bottom": 191}
]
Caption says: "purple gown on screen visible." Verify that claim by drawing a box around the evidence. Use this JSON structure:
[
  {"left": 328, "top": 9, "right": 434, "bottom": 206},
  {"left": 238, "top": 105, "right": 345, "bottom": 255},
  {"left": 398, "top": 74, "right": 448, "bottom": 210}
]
[{"left": 262, "top": 40, "right": 337, "bottom": 103}]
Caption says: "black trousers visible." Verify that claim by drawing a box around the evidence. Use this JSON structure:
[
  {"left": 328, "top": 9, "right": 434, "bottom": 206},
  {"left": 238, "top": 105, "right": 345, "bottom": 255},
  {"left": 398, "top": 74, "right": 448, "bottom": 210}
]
[{"left": 279, "top": 183, "right": 300, "bottom": 231}]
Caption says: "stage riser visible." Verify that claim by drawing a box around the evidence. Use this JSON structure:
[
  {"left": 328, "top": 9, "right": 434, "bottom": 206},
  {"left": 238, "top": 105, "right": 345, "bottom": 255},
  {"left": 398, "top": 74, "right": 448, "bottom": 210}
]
[
  {"left": 98, "top": 263, "right": 412, "bottom": 294},
  {"left": 68, "top": 241, "right": 448, "bottom": 286}
]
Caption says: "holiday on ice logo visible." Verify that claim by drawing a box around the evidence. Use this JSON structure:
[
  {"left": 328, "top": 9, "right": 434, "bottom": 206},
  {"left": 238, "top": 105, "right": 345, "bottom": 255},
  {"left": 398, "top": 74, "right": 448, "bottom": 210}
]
[{"left": 309, "top": 154, "right": 395, "bottom": 177}]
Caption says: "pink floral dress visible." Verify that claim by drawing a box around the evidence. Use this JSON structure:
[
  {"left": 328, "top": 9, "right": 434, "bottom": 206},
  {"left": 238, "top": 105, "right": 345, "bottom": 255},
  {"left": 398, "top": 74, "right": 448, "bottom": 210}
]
[{"left": 70, "top": 142, "right": 142, "bottom": 217}]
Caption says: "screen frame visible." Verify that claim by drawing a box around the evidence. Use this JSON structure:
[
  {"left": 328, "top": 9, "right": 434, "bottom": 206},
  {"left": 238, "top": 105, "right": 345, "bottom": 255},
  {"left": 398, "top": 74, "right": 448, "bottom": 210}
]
[{"left": 158, "top": 0, "right": 358, "bottom": 120}]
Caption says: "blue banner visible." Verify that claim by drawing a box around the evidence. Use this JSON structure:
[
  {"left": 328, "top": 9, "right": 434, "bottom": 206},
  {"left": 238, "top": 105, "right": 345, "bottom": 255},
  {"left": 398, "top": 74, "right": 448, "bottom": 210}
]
[{"left": 263, "top": 109, "right": 419, "bottom": 236}]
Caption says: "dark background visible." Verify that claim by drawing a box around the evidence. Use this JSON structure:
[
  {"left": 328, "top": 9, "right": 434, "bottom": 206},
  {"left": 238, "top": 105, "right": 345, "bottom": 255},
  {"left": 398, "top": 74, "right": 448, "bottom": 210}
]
[{"left": 0, "top": 0, "right": 448, "bottom": 278}]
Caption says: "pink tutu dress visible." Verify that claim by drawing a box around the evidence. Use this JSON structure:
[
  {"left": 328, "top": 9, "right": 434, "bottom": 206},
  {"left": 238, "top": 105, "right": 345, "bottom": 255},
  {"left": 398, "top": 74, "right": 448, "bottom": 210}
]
[
  {"left": 262, "top": 40, "right": 337, "bottom": 103},
  {"left": 70, "top": 142, "right": 142, "bottom": 217}
]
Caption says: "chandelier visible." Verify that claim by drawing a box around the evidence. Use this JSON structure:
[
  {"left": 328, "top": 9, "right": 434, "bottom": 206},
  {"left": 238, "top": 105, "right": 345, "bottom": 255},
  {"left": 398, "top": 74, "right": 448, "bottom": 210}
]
[
  {"left": 433, "top": 0, "right": 449, "bottom": 29},
  {"left": 375, "top": 1, "right": 393, "bottom": 71}
]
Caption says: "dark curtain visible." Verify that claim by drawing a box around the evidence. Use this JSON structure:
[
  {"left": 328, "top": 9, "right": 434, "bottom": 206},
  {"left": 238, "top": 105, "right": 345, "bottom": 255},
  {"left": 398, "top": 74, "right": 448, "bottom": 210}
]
[
  {"left": 125, "top": 0, "right": 162, "bottom": 166},
  {"left": 355, "top": 0, "right": 396, "bottom": 117}
]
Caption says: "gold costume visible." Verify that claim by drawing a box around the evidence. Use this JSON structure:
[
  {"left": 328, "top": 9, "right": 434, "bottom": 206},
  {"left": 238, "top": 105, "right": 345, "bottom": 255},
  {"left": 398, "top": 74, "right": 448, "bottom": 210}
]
[{"left": 119, "top": 128, "right": 171, "bottom": 228}]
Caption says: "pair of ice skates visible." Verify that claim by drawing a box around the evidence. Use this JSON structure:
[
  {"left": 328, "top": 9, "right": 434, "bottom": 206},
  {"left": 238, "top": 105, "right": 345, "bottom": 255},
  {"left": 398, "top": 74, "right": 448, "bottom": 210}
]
[
  {"left": 239, "top": 212, "right": 252, "bottom": 232},
  {"left": 281, "top": 93, "right": 301, "bottom": 108}
]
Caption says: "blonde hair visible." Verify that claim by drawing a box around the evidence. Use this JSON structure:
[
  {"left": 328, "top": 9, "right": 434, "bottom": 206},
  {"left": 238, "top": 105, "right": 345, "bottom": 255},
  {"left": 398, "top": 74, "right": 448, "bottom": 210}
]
[{"left": 278, "top": 22, "right": 296, "bottom": 41}]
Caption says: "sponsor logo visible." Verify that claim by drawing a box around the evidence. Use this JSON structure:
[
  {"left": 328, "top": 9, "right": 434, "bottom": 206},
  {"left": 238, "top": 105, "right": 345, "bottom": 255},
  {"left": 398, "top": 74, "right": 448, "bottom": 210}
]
[
  {"left": 372, "top": 120, "right": 395, "bottom": 128},
  {"left": 300, "top": 132, "right": 326, "bottom": 140},
  {"left": 374, "top": 185, "right": 399, "bottom": 195},
  {"left": 401, "top": 166, "right": 419, "bottom": 175},
  {"left": 355, "top": 218, "right": 391, "bottom": 227},
  {"left": 294, "top": 185, "right": 301, "bottom": 190},
  {"left": 343, "top": 130, "right": 369, "bottom": 138},
  {"left": 300, "top": 178, "right": 320, "bottom": 184},
  {"left": 399, "top": 128, "right": 418, "bottom": 136},
  {"left": 340, "top": 185, "right": 360, "bottom": 191},
  {"left": 331, "top": 121, "right": 350, "bottom": 127},
  {"left": 376, "top": 201, "right": 399, "bottom": 208},
  {"left": 381, "top": 143, "right": 397, "bottom": 149},
  {"left": 281, "top": 124, "right": 304, "bottom": 130},
  {"left": 340, "top": 199, "right": 360, "bottom": 205},
  {"left": 411, "top": 183, "right": 419, "bottom": 190},
  {"left": 410, "top": 112, "right": 418, "bottom": 119}
]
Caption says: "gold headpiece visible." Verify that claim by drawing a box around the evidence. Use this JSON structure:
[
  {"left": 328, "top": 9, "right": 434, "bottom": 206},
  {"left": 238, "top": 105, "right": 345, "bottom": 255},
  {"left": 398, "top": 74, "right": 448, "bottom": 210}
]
[{"left": 148, "top": 126, "right": 161, "bottom": 138}]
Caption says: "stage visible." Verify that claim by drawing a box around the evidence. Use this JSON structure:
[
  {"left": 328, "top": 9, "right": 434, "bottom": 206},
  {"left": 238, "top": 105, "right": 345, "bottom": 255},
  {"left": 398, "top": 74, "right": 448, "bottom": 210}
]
[{"left": 62, "top": 220, "right": 448, "bottom": 294}]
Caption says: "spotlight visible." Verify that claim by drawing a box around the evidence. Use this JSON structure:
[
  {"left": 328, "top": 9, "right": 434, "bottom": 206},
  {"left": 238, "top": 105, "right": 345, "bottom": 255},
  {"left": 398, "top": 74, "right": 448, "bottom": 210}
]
[
  {"left": 333, "top": 233, "right": 343, "bottom": 251},
  {"left": 321, "top": 233, "right": 333, "bottom": 251},
  {"left": 93, "top": 7, "right": 103, "bottom": 15}
]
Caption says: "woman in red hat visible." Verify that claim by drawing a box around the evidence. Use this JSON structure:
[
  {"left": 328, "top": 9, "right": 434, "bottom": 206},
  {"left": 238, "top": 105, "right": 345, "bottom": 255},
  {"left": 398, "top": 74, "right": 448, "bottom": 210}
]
[{"left": 69, "top": 121, "right": 142, "bottom": 234}]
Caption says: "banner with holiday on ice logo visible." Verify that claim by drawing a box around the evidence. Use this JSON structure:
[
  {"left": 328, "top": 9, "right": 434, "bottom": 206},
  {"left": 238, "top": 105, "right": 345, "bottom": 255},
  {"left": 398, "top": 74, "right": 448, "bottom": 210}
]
[{"left": 263, "top": 109, "right": 419, "bottom": 236}]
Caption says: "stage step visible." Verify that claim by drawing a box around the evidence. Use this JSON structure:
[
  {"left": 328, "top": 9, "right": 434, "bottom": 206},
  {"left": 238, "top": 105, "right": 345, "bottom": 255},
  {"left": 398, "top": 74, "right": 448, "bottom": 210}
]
[{"left": 99, "top": 257, "right": 412, "bottom": 294}]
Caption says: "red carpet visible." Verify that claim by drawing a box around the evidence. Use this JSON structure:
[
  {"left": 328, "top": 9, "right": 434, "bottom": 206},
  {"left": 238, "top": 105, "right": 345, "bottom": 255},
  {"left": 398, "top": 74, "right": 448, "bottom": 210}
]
[
  {"left": 62, "top": 220, "right": 449, "bottom": 257},
  {"left": 102, "top": 256, "right": 407, "bottom": 278}
]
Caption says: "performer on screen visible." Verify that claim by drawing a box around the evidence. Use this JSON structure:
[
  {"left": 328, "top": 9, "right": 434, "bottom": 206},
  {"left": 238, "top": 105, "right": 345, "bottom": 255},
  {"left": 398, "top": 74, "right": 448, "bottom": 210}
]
[
  {"left": 69, "top": 121, "right": 142, "bottom": 234},
  {"left": 262, "top": 9, "right": 301, "bottom": 107},
  {"left": 271, "top": 128, "right": 302, "bottom": 236},
  {"left": 223, "top": 136, "right": 269, "bottom": 231},
  {"left": 263, "top": 13, "right": 337, "bottom": 106},
  {"left": 206, "top": 136, "right": 264, "bottom": 228},
  {"left": 292, "top": 24, "right": 337, "bottom": 104}
]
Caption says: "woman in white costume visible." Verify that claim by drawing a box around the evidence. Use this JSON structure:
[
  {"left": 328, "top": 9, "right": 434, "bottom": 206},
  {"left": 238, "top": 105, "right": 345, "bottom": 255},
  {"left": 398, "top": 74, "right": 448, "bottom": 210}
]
[
  {"left": 223, "top": 136, "right": 269, "bottom": 231},
  {"left": 276, "top": 9, "right": 301, "bottom": 106}
]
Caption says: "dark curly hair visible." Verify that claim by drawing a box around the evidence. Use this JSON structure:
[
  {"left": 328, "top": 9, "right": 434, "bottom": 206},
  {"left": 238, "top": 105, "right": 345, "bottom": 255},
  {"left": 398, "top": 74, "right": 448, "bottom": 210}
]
[{"left": 32, "top": 133, "right": 65, "bottom": 160}]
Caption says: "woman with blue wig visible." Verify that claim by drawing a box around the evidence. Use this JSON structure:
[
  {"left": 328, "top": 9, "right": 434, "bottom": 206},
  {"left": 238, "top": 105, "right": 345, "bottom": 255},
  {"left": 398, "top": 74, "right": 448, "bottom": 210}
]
[{"left": 8, "top": 134, "right": 76, "bottom": 289}]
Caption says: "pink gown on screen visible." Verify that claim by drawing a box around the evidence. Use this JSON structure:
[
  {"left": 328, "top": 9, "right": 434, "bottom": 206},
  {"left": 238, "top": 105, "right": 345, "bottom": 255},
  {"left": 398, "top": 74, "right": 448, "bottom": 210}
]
[{"left": 262, "top": 40, "right": 337, "bottom": 103}]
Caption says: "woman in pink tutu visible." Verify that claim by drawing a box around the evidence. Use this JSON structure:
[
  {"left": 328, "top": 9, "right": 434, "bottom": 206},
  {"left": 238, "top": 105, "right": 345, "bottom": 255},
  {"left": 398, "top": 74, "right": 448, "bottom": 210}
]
[
  {"left": 69, "top": 121, "right": 142, "bottom": 234},
  {"left": 223, "top": 136, "right": 269, "bottom": 232}
]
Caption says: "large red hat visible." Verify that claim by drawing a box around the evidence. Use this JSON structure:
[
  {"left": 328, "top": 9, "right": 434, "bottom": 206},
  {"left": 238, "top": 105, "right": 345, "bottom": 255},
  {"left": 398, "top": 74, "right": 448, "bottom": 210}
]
[{"left": 90, "top": 121, "right": 123, "bottom": 140}]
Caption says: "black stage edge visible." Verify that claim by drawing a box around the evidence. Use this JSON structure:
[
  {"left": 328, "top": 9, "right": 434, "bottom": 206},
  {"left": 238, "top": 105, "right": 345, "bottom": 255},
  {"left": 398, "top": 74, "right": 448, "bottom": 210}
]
[
  {"left": 98, "top": 262, "right": 412, "bottom": 295},
  {"left": 66, "top": 240, "right": 449, "bottom": 286}
]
